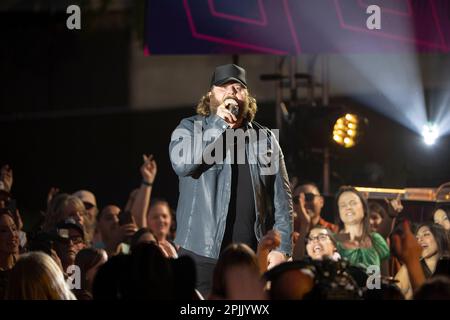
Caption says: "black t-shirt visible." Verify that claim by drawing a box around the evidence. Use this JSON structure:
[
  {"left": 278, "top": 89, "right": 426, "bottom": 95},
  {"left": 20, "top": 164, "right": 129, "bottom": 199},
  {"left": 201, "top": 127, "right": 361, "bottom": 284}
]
[{"left": 220, "top": 129, "right": 257, "bottom": 252}]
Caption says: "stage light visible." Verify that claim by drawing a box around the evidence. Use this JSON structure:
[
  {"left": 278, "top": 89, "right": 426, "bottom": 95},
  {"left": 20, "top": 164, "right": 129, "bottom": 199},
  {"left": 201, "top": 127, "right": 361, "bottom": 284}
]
[
  {"left": 422, "top": 123, "right": 438, "bottom": 146},
  {"left": 333, "top": 113, "right": 360, "bottom": 148},
  {"left": 292, "top": 106, "right": 368, "bottom": 150}
]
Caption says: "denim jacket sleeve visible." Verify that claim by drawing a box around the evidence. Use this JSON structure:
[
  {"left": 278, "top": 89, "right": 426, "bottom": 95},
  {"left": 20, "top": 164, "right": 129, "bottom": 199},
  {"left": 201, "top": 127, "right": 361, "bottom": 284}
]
[
  {"left": 169, "top": 115, "right": 229, "bottom": 177},
  {"left": 271, "top": 134, "right": 294, "bottom": 257}
]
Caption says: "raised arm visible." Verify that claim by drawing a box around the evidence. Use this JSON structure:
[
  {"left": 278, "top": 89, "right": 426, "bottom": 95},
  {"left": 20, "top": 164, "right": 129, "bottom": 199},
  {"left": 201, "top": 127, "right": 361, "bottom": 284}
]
[
  {"left": 256, "top": 229, "right": 281, "bottom": 274},
  {"left": 169, "top": 99, "right": 243, "bottom": 178},
  {"left": 292, "top": 193, "right": 312, "bottom": 260},
  {"left": 378, "top": 194, "right": 403, "bottom": 239},
  {"left": 392, "top": 220, "right": 425, "bottom": 294},
  {"left": 130, "top": 154, "right": 157, "bottom": 228}
]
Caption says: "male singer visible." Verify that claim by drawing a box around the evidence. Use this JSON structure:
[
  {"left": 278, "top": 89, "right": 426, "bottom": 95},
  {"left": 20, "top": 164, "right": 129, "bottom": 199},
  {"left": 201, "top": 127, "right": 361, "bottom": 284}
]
[{"left": 169, "top": 64, "right": 293, "bottom": 296}]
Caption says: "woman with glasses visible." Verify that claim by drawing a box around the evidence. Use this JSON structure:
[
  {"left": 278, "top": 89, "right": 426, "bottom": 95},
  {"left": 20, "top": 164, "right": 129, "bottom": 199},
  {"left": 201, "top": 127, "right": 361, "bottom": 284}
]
[
  {"left": 305, "top": 226, "right": 340, "bottom": 261},
  {"left": 291, "top": 183, "right": 338, "bottom": 261},
  {"left": 293, "top": 225, "right": 340, "bottom": 262},
  {"left": 334, "top": 186, "right": 390, "bottom": 271}
]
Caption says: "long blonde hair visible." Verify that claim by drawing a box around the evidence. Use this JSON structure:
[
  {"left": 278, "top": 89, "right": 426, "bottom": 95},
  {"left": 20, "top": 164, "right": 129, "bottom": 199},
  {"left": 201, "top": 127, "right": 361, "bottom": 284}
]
[
  {"left": 6, "top": 252, "right": 76, "bottom": 300},
  {"left": 196, "top": 91, "right": 258, "bottom": 122}
]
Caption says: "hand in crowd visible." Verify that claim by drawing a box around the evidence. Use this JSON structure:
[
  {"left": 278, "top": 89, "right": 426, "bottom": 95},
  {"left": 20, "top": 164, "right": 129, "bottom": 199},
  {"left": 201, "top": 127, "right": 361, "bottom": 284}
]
[
  {"left": 47, "top": 187, "right": 60, "bottom": 206},
  {"left": 391, "top": 220, "right": 421, "bottom": 265},
  {"left": 291, "top": 194, "right": 313, "bottom": 261},
  {"left": 267, "top": 250, "right": 287, "bottom": 270},
  {"left": 257, "top": 229, "right": 282, "bottom": 273},
  {"left": 12, "top": 209, "right": 23, "bottom": 231},
  {"left": 385, "top": 194, "right": 404, "bottom": 217},
  {"left": 141, "top": 154, "right": 157, "bottom": 184},
  {"left": 292, "top": 231, "right": 300, "bottom": 246},
  {"left": 0, "top": 164, "right": 13, "bottom": 192},
  {"left": 290, "top": 177, "right": 299, "bottom": 192},
  {"left": 297, "top": 193, "right": 311, "bottom": 231},
  {"left": 112, "top": 223, "right": 138, "bottom": 245},
  {"left": 257, "top": 229, "right": 281, "bottom": 253},
  {"left": 392, "top": 219, "right": 426, "bottom": 291}
]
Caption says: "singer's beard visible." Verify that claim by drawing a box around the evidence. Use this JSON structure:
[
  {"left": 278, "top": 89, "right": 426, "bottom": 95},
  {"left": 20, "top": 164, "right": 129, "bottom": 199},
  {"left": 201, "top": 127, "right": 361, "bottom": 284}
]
[{"left": 210, "top": 94, "right": 249, "bottom": 119}]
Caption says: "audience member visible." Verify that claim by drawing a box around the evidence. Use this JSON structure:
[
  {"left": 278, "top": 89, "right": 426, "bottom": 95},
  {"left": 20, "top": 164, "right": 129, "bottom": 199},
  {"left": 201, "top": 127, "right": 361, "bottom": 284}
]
[
  {"left": 5, "top": 252, "right": 76, "bottom": 300},
  {"left": 334, "top": 186, "right": 390, "bottom": 271},
  {"left": 72, "top": 248, "right": 108, "bottom": 300},
  {"left": 0, "top": 210, "right": 20, "bottom": 299},
  {"left": 73, "top": 190, "right": 98, "bottom": 244}
]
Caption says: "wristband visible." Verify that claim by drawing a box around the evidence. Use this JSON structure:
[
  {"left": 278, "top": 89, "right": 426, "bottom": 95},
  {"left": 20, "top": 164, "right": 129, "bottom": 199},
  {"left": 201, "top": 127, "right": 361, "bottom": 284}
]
[{"left": 142, "top": 180, "right": 153, "bottom": 187}]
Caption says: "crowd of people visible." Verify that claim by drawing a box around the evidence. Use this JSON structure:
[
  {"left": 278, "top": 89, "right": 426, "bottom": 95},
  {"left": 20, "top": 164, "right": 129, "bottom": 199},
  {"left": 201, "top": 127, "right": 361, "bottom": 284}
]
[
  {"left": 1, "top": 64, "right": 449, "bottom": 301},
  {"left": 0, "top": 160, "right": 449, "bottom": 300}
]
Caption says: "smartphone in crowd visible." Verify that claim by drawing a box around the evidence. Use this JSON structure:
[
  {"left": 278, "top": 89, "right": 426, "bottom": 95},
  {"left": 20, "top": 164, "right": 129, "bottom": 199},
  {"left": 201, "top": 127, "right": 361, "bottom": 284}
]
[{"left": 118, "top": 210, "right": 134, "bottom": 226}]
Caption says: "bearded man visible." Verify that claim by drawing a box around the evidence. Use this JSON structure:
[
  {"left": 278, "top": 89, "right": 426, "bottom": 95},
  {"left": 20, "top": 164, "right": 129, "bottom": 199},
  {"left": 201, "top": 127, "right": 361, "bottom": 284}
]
[{"left": 169, "top": 64, "right": 293, "bottom": 296}]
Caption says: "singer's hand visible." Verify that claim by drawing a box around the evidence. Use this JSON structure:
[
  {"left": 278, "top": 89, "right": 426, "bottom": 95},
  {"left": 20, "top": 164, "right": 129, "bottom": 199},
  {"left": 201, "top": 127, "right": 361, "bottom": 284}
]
[
  {"left": 216, "top": 103, "right": 242, "bottom": 129},
  {"left": 224, "top": 98, "right": 238, "bottom": 115}
]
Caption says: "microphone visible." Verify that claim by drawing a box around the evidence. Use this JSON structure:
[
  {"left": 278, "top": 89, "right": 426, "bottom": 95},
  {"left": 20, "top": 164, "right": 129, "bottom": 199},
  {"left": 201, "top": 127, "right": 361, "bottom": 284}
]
[{"left": 224, "top": 98, "right": 239, "bottom": 116}]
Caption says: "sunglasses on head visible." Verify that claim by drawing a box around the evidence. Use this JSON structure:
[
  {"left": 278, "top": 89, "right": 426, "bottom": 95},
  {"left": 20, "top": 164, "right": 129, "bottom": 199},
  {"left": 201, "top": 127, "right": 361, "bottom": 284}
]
[{"left": 293, "top": 193, "right": 319, "bottom": 203}]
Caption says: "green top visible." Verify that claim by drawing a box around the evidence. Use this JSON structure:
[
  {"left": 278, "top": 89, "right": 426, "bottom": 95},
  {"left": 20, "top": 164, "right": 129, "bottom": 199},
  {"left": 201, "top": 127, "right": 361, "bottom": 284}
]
[{"left": 336, "top": 232, "right": 390, "bottom": 270}]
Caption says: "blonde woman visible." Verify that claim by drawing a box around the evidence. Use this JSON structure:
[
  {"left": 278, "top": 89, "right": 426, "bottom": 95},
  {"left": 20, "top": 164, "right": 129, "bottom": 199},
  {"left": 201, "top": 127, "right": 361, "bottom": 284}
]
[
  {"left": 43, "top": 193, "right": 86, "bottom": 233},
  {"left": 5, "top": 252, "right": 76, "bottom": 300}
]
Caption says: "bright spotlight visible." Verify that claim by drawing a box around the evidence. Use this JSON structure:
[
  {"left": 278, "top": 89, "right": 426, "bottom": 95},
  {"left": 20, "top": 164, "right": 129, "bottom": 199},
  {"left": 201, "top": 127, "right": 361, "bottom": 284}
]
[
  {"left": 293, "top": 106, "right": 368, "bottom": 149},
  {"left": 422, "top": 123, "right": 438, "bottom": 146},
  {"left": 333, "top": 113, "right": 360, "bottom": 148}
]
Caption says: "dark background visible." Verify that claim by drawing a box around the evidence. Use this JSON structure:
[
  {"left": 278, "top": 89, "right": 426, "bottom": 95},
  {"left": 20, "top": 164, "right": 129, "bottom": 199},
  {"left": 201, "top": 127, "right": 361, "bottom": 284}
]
[
  {"left": 1, "top": 2, "right": 449, "bottom": 229},
  {"left": 3, "top": 102, "right": 449, "bottom": 224}
]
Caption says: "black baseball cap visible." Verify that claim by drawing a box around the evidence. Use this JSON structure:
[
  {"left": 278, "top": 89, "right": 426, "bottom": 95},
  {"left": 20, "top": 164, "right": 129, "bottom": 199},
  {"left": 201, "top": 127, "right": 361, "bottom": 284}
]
[
  {"left": 210, "top": 64, "right": 247, "bottom": 88},
  {"left": 55, "top": 218, "right": 85, "bottom": 240}
]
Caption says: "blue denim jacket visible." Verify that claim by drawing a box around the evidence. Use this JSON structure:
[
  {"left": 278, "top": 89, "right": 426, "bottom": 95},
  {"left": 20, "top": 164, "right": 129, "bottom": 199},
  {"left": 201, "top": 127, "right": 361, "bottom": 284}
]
[{"left": 169, "top": 114, "right": 293, "bottom": 259}]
